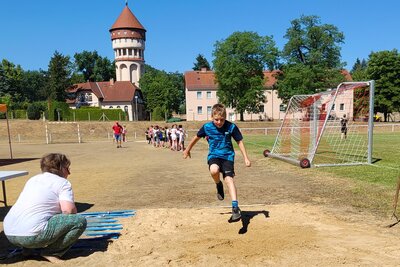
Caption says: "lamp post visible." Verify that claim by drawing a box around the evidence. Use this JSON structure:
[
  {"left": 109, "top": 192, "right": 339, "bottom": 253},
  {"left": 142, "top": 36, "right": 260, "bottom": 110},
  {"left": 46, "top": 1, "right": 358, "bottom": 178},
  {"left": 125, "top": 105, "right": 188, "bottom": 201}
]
[{"left": 135, "top": 95, "right": 138, "bottom": 121}]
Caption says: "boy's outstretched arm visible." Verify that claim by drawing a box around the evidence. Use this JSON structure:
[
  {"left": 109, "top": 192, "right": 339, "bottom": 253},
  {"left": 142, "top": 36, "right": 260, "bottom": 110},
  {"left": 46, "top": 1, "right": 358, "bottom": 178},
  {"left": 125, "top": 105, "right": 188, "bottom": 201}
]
[
  {"left": 237, "top": 140, "right": 251, "bottom": 167},
  {"left": 183, "top": 136, "right": 201, "bottom": 159}
]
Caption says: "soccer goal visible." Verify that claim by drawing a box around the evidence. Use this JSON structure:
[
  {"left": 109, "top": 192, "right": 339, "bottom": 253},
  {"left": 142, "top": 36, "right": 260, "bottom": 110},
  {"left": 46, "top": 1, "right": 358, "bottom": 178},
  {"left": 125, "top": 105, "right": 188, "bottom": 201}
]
[
  {"left": 45, "top": 122, "right": 82, "bottom": 144},
  {"left": 264, "top": 81, "right": 375, "bottom": 168}
]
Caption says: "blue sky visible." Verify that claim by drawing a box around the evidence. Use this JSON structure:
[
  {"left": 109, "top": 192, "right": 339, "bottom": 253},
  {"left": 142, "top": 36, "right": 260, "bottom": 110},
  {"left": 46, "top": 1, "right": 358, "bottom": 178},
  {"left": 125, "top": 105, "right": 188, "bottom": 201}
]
[{"left": 1, "top": 0, "right": 399, "bottom": 73}]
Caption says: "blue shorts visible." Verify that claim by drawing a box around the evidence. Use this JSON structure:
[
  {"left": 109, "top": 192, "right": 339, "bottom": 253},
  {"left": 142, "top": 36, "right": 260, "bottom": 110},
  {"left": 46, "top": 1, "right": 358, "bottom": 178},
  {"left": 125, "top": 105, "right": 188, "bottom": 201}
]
[{"left": 114, "top": 133, "right": 121, "bottom": 141}]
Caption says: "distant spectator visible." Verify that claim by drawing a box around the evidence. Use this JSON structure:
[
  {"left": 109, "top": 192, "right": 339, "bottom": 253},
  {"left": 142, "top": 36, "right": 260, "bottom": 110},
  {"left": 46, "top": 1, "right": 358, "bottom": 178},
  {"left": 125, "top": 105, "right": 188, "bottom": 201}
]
[{"left": 112, "top": 121, "right": 123, "bottom": 148}]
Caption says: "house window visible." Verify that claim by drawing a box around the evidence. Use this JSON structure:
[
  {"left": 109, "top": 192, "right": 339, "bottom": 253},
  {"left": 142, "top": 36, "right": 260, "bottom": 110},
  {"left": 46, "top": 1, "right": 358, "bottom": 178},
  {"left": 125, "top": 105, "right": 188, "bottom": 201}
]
[
  {"left": 197, "top": 92, "right": 202, "bottom": 99},
  {"left": 279, "top": 104, "right": 286, "bottom": 112},
  {"left": 206, "top": 91, "right": 212, "bottom": 99},
  {"left": 340, "top": 103, "right": 345, "bottom": 111},
  {"left": 207, "top": 106, "right": 212, "bottom": 116},
  {"left": 259, "top": 105, "right": 264, "bottom": 113},
  {"left": 331, "top": 104, "right": 335, "bottom": 110},
  {"left": 86, "top": 93, "right": 92, "bottom": 102},
  {"left": 197, "top": 106, "right": 203, "bottom": 114}
]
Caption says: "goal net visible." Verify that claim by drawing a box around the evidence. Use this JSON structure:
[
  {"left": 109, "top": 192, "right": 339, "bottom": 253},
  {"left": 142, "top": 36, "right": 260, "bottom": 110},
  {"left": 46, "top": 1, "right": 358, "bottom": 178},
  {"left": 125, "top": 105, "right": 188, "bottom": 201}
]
[
  {"left": 46, "top": 122, "right": 82, "bottom": 144},
  {"left": 265, "top": 81, "right": 375, "bottom": 168}
]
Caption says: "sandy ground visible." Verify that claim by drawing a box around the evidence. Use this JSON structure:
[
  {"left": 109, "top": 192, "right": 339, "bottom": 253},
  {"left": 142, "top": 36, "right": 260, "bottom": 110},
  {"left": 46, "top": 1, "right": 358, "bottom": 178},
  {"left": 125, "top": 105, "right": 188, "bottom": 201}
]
[{"left": 1, "top": 138, "right": 400, "bottom": 266}]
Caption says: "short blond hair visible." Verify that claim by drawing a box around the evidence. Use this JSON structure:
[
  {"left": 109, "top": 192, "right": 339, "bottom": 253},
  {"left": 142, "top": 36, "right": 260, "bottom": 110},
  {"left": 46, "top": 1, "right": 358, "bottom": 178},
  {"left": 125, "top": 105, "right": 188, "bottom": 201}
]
[{"left": 212, "top": 103, "right": 226, "bottom": 118}]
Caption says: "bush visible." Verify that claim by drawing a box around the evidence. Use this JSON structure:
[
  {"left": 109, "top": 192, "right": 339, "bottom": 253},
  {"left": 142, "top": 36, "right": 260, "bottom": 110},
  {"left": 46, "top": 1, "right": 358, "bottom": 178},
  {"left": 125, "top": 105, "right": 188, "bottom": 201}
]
[
  {"left": 27, "top": 102, "right": 46, "bottom": 120},
  {"left": 167, "top": 117, "right": 181, "bottom": 123},
  {"left": 66, "top": 107, "right": 128, "bottom": 121},
  {"left": 151, "top": 106, "right": 165, "bottom": 121},
  {"left": 12, "top": 109, "right": 27, "bottom": 119}
]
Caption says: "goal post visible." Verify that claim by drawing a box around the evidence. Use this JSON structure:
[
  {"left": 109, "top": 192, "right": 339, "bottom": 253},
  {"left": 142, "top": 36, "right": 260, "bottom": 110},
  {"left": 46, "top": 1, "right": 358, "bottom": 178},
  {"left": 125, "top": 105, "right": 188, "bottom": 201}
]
[
  {"left": 264, "top": 81, "right": 375, "bottom": 168},
  {"left": 45, "top": 122, "right": 82, "bottom": 144}
]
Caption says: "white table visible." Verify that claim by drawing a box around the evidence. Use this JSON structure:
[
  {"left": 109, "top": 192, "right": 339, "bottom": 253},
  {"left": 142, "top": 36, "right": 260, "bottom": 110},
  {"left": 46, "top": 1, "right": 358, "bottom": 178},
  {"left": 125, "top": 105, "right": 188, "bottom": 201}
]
[{"left": 0, "top": 171, "right": 29, "bottom": 206}]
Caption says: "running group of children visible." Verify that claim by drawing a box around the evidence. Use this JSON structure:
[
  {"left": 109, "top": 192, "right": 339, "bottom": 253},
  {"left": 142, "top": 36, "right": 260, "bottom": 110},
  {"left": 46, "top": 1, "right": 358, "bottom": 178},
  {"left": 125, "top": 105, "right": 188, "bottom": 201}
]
[{"left": 145, "top": 124, "right": 186, "bottom": 151}]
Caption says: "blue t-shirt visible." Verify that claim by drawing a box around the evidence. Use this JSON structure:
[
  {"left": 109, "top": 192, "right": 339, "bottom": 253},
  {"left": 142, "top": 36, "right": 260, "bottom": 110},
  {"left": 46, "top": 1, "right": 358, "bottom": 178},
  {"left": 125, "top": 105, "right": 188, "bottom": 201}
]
[{"left": 197, "top": 120, "right": 243, "bottom": 162}]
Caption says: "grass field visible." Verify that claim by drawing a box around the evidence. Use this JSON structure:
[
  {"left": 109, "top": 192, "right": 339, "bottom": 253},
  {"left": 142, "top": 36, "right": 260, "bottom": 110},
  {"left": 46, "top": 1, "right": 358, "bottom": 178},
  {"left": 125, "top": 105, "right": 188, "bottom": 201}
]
[
  {"left": 243, "top": 132, "right": 400, "bottom": 187},
  {"left": 241, "top": 132, "right": 400, "bottom": 216}
]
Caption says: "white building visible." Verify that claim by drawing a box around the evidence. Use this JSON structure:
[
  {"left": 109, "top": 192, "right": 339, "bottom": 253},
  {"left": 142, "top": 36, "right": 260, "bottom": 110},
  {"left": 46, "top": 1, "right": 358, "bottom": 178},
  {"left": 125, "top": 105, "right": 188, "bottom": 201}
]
[{"left": 184, "top": 69, "right": 285, "bottom": 121}]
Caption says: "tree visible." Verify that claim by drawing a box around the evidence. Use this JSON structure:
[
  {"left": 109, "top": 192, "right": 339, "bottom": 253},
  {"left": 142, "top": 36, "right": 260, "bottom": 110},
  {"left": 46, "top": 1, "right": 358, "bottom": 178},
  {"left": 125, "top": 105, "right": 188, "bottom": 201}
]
[
  {"left": 93, "top": 57, "right": 115, "bottom": 82},
  {"left": 73, "top": 51, "right": 115, "bottom": 82},
  {"left": 21, "top": 70, "right": 49, "bottom": 102},
  {"left": 277, "top": 15, "right": 346, "bottom": 102},
  {"left": 140, "top": 65, "right": 184, "bottom": 119},
  {"left": 366, "top": 49, "right": 400, "bottom": 121},
  {"left": 46, "top": 51, "right": 72, "bottom": 118},
  {"left": 0, "top": 59, "right": 24, "bottom": 104},
  {"left": 212, "top": 31, "right": 279, "bottom": 121},
  {"left": 282, "top": 15, "right": 344, "bottom": 68},
  {"left": 0, "top": 62, "right": 10, "bottom": 95},
  {"left": 193, "top": 54, "right": 211, "bottom": 70},
  {"left": 350, "top": 58, "right": 368, "bottom": 81},
  {"left": 74, "top": 51, "right": 99, "bottom": 81}
]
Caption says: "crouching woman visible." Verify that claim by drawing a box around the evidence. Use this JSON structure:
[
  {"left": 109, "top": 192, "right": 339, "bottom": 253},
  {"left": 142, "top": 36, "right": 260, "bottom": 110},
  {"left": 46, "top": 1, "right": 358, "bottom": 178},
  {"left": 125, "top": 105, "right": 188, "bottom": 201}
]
[{"left": 3, "top": 153, "right": 87, "bottom": 262}]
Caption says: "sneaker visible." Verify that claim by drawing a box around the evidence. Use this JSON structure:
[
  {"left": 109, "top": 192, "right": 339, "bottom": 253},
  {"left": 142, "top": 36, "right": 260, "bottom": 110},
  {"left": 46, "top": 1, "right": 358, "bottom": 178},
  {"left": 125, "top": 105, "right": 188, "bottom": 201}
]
[
  {"left": 230, "top": 207, "right": 241, "bottom": 221},
  {"left": 216, "top": 181, "right": 224, "bottom": 200}
]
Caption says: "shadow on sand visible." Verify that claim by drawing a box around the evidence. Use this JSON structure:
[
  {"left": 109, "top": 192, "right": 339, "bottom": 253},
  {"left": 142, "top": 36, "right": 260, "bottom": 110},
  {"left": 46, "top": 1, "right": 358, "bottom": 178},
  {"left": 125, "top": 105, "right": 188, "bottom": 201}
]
[{"left": 222, "top": 209, "right": 270, "bottom": 234}]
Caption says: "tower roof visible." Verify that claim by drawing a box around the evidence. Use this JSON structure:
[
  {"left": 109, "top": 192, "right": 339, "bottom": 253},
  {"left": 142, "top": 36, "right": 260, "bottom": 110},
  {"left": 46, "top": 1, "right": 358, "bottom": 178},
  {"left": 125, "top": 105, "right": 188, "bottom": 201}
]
[{"left": 110, "top": 5, "right": 145, "bottom": 31}]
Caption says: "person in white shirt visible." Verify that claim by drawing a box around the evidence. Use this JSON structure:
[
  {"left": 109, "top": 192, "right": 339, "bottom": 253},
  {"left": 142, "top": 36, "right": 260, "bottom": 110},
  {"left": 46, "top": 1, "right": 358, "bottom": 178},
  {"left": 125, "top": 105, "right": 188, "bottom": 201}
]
[
  {"left": 178, "top": 125, "right": 185, "bottom": 151},
  {"left": 3, "top": 153, "right": 86, "bottom": 263},
  {"left": 170, "top": 124, "right": 178, "bottom": 151}
]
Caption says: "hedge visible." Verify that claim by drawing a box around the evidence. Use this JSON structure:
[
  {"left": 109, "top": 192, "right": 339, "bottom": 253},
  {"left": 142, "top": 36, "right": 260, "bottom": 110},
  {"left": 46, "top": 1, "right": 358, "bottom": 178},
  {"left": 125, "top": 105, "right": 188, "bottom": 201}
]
[{"left": 63, "top": 108, "right": 128, "bottom": 121}]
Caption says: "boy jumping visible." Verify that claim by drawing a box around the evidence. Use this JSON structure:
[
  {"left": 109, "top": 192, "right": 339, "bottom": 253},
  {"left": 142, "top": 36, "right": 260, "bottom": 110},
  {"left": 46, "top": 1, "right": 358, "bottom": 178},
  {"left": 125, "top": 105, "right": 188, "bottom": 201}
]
[{"left": 183, "top": 103, "right": 251, "bottom": 221}]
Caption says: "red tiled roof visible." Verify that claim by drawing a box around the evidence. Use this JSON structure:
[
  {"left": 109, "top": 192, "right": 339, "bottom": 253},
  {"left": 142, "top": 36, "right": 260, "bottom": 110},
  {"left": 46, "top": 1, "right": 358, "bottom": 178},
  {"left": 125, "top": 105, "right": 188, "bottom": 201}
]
[
  {"left": 67, "top": 81, "right": 139, "bottom": 103},
  {"left": 341, "top": 69, "right": 353, "bottom": 81},
  {"left": 110, "top": 6, "right": 145, "bottom": 31},
  {"left": 184, "top": 70, "right": 217, "bottom": 90},
  {"left": 185, "top": 69, "right": 352, "bottom": 91},
  {"left": 184, "top": 70, "right": 280, "bottom": 91},
  {"left": 100, "top": 81, "right": 138, "bottom": 102}
]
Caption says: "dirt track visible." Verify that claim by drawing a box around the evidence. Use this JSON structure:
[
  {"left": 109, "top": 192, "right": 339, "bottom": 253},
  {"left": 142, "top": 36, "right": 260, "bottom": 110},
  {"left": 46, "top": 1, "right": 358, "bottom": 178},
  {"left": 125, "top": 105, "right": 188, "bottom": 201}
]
[{"left": 1, "top": 133, "right": 400, "bottom": 266}]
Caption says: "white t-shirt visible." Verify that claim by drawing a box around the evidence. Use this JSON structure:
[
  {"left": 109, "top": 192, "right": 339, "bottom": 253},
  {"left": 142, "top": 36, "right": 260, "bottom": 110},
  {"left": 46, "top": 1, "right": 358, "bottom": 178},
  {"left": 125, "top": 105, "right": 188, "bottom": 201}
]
[
  {"left": 170, "top": 128, "right": 177, "bottom": 140},
  {"left": 4, "top": 172, "right": 74, "bottom": 236}
]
